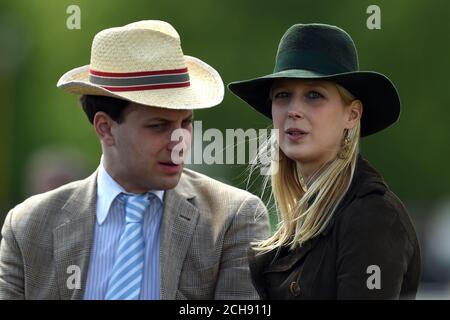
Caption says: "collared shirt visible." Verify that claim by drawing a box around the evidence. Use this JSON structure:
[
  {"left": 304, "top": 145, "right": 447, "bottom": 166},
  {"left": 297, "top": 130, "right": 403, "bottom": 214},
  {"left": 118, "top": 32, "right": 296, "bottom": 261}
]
[{"left": 83, "top": 161, "right": 164, "bottom": 300}]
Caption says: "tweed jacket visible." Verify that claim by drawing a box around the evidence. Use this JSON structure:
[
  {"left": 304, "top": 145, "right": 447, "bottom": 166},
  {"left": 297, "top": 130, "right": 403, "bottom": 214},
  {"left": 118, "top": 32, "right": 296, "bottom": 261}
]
[{"left": 0, "top": 168, "right": 270, "bottom": 299}]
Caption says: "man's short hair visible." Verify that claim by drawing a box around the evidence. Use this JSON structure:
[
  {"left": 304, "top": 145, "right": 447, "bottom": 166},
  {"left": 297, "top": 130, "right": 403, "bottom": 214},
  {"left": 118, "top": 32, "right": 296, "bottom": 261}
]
[{"left": 79, "top": 95, "right": 130, "bottom": 124}]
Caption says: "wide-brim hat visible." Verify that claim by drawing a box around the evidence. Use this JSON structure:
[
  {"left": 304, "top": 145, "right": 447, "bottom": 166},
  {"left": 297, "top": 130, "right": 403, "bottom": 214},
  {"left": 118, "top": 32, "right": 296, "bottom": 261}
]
[
  {"left": 57, "top": 20, "right": 224, "bottom": 110},
  {"left": 228, "top": 23, "right": 400, "bottom": 137}
]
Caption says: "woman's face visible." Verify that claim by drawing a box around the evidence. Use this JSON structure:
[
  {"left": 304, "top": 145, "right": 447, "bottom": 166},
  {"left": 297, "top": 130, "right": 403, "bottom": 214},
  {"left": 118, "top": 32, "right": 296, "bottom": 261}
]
[{"left": 271, "top": 79, "right": 361, "bottom": 168}]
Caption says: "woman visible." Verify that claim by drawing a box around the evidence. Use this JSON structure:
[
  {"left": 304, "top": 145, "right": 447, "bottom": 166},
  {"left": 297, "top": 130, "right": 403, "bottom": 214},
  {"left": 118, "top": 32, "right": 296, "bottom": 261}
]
[{"left": 228, "top": 23, "right": 421, "bottom": 299}]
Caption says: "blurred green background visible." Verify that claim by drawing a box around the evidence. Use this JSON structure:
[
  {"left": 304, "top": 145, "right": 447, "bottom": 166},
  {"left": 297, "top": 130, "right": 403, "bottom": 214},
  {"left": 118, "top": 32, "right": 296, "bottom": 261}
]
[{"left": 1, "top": 0, "right": 449, "bottom": 298}]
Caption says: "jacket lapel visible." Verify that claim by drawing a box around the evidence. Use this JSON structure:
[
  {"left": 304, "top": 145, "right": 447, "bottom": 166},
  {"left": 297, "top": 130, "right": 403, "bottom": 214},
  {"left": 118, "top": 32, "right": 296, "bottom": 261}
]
[
  {"left": 53, "top": 172, "right": 97, "bottom": 300},
  {"left": 159, "top": 181, "right": 199, "bottom": 300},
  {"left": 262, "top": 239, "right": 316, "bottom": 273}
]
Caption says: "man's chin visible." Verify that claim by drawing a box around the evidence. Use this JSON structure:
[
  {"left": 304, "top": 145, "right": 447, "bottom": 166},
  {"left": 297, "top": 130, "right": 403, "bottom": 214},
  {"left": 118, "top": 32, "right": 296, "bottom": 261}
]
[{"left": 154, "top": 172, "right": 183, "bottom": 190}]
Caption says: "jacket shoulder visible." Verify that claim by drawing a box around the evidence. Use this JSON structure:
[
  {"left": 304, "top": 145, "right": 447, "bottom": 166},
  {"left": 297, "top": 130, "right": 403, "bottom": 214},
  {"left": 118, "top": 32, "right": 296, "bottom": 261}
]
[
  {"left": 5, "top": 176, "right": 92, "bottom": 235},
  {"left": 336, "top": 155, "right": 418, "bottom": 245},
  {"left": 337, "top": 189, "right": 418, "bottom": 249},
  {"left": 179, "top": 168, "right": 260, "bottom": 202},
  {"left": 177, "top": 168, "right": 268, "bottom": 223}
]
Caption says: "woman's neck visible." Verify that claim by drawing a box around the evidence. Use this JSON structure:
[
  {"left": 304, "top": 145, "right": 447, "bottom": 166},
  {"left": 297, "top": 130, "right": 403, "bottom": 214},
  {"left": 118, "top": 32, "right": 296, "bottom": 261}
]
[{"left": 297, "top": 153, "right": 336, "bottom": 184}]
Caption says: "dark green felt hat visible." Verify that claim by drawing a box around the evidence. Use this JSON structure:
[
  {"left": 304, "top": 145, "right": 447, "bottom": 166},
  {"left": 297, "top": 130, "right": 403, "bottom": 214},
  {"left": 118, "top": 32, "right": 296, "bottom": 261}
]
[{"left": 228, "top": 23, "right": 400, "bottom": 137}]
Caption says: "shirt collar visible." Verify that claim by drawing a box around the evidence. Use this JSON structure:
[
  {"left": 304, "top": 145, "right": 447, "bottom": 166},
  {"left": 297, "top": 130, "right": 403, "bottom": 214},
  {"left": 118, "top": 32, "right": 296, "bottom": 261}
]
[{"left": 96, "top": 159, "right": 165, "bottom": 225}]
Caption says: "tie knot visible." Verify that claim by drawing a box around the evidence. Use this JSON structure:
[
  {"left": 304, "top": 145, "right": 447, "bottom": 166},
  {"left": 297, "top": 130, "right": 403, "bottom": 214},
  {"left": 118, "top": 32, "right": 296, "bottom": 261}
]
[{"left": 119, "top": 193, "right": 152, "bottom": 223}]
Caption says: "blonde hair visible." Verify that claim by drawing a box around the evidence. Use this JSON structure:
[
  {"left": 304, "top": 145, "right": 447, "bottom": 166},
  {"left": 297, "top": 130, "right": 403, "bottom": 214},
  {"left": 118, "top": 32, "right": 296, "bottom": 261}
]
[{"left": 252, "top": 83, "right": 360, "bottom": 252}]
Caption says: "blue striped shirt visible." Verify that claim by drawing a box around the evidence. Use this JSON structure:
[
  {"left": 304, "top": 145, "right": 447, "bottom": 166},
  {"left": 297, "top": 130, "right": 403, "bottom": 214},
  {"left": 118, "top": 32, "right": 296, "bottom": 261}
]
[{"left": 83, "top": 161, "right": 164, "bottom": 300}]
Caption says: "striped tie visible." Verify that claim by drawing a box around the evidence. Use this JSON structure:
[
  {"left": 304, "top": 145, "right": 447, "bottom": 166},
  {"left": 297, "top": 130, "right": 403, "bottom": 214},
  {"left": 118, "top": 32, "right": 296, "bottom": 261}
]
[{"left": 105, "top": 193, "right": 151, "bottom": 300}]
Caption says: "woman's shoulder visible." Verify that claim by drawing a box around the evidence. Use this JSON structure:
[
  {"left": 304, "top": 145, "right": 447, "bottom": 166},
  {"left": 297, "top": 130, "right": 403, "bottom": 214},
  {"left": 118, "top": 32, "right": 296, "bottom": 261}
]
[
  {"left": 337, "top": 184, "right": 419, "bottom": 250},
  {"left": 328, "top": 155, "right": 418, "bottom": 246},
  {"left": 343, "top": 188, "right": 405, "bottom": 225}
]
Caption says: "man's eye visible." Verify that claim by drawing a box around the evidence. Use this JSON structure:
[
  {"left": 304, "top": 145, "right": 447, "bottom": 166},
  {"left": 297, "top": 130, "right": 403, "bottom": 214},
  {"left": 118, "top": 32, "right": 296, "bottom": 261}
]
[
  {"left": 306, "top": 91, "right": 324, "bottom": 99},
  {"left": 147, "top": 123, "right": 166, "bottom": 129},
  {"left": 182, "top": 119, "right": 193, "bottom": 127}
]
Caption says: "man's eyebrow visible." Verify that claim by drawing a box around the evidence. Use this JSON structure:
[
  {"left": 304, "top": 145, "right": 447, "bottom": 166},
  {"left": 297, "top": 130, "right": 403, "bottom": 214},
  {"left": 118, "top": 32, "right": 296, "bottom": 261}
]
[
  {"left": 144, "top": 114, "right": 194, "bottom": 122},
  {"left": 145, "top": 117, "right": 171, "bottom": 122}
]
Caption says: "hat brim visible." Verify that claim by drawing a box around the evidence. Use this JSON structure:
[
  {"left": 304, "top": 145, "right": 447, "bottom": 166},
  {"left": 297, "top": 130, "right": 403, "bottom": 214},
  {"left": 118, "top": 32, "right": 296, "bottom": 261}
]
[
  {"left": 57, "top": 55, "right": 224, "bottom": 110},
  {"left": 228, "top": 69, "right": 400, "bottom": 137}
]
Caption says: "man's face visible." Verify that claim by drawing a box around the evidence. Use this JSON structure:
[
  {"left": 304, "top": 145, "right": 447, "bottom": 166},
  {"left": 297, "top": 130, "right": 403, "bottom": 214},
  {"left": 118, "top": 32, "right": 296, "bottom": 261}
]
[{"left": 106, "top": 103, "right": 193, "bottom": 193}]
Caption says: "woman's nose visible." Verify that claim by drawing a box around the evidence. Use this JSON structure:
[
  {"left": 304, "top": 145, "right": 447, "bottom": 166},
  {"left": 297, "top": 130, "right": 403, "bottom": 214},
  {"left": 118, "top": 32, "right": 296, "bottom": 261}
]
[
  {"left": 287, "top": 110, "right": 303, "bottom": 119},
  {"left": 287, "top": 97, "right": 305, "bottom": 119}
]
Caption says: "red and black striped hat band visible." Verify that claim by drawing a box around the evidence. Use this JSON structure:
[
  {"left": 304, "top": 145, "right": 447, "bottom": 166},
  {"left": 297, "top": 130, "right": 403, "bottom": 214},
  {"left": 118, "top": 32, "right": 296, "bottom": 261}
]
[{"left": 89, "top": 68, "right": 190, "bottom": 92}]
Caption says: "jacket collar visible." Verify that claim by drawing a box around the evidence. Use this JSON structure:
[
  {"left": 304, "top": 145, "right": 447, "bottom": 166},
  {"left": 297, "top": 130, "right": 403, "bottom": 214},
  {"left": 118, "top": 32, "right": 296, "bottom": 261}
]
[
  {"left": 353, "top": 154, "right": 388, "bottom": 197},
  {"left": 320, "top": 153, "right": 388, "bottom": 236}
]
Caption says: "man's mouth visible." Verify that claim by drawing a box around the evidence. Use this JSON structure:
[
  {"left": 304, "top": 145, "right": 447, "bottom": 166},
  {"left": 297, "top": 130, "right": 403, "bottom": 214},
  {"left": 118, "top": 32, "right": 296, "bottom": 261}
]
[
  {"left": 158, "top": 161, "right": 183, "bottom": 174},
  {"left": 159, "top": 161, "right": 181, "bottom": 167}
]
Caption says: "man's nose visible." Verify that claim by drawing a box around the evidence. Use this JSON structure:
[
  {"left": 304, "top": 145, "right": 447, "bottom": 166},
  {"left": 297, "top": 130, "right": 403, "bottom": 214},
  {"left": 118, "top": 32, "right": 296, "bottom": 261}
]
[{"left": 167, "top": 127, "right": 191, "bottom": 151}]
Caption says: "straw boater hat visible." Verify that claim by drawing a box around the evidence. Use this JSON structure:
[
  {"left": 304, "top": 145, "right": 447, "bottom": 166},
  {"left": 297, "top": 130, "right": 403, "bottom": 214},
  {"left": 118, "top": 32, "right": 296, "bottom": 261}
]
[
  {"left": 228, "top": 23, "right": 401, "bottom": 137},
  {"left": 57, "top": 20, "right": 224, "bottom": 110}
]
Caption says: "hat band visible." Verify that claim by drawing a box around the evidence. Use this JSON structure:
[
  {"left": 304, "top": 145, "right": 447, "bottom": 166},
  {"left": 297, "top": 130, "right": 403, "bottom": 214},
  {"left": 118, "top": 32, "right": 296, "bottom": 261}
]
[
  {"left": 274, "top": 50, "right": 356, "bottom": 75},
  {"left": 89, "top": 68, "right": 190, "bottom": 92}
]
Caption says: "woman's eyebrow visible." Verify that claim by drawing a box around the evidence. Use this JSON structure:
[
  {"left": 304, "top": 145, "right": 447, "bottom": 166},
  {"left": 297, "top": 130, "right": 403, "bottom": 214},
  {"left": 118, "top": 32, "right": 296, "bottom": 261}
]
[
  {"left": 271, "top": 85, "right": 288, "bottom": 92},
  {"left": 302, "top": 82, "right": 329, "bottom": 91}
]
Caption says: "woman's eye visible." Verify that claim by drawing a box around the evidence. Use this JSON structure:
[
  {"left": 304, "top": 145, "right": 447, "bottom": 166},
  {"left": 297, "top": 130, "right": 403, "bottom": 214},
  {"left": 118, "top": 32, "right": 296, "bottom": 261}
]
[
  {"left": 306, "top": 91, "right": 324, "bottom": 100},
  {"left": 273, "top": 92, "right": 290, "bottom": 99}
]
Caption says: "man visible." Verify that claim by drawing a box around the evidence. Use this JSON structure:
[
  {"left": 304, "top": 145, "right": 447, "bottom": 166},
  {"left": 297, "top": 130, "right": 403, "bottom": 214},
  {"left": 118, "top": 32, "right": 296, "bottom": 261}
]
[{"left": 0, "top": 20, "right": 270, "bottom": 299}]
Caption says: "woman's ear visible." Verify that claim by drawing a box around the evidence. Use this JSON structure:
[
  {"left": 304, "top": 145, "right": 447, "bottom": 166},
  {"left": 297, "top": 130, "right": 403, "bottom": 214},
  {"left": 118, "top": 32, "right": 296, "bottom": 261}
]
[
  {"left": 93, "top": 112, "right": 115, "bottom": 146},
  {"left": 345, "top": 100, "right": 363, "bottom": 129}
]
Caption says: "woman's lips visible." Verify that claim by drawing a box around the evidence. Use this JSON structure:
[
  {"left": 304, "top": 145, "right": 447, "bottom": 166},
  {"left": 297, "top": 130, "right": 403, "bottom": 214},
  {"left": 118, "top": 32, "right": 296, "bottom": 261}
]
[{"left": 285, "top": 128, "right": 308, "bottom": 141}]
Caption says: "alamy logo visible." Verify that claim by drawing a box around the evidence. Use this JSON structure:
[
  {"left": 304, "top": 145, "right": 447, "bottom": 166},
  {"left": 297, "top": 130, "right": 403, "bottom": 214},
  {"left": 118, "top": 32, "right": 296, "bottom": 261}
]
[
  {"left": 66, "top": 5, "right": 81, "bottom": 30},
  {"left": 366, "top": 265, "right": 381, "bottom": 290},
  {"left": 66, "top": 265, "right": 81, "bottom": 290},
  {"left": 366, "top": 5, "right": 381, "bottom": 30},
  {"left": 170, "top": 122, "right": 280, "bottom": 175}
]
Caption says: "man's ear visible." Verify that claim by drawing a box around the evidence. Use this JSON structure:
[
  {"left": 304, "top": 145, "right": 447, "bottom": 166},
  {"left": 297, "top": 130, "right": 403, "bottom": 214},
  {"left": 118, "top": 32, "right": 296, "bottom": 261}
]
[
  {"left": 345, "top": 100, "right": 363, "bottom": 129},
  {"left": 93, "top": 112, "right": 116, "bottom": 146}
]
